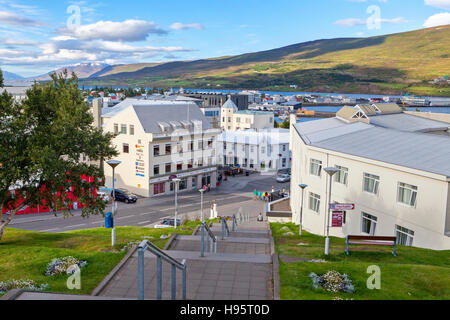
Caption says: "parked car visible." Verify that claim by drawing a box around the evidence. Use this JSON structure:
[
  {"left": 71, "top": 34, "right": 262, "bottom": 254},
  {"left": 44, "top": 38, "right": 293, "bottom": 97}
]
[
  {"left": 97, "top": 191, "right": 110, "bottom": 204},
  {"left": 154, "top": 218, "right": 181, "bottom": 229},
  {"left": 224, "top": 166, "right": 242, "bottom": 176},
  {"left": 110, "top": 189, "right": 137, "bottom": 204},
  {"left": 276, "top": 174, "right": 291, "bottom": 183}
]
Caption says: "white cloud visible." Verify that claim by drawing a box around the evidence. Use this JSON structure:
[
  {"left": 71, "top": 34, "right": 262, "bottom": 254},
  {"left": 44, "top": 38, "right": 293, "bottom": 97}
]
[
  {"left": 424, "top": 0, "right": 450, "bottom": 10},
  {"left": 423, "top": 12, "right": 450, "bottom": 27},
  {"left": 59, "top": 19, "right": 168, "bottom": 42},
  {"left": 170, "top": 22, "right": 204, "bottom": 30},
  {"left": 0, "top": 10, "right": 44, "bottom": 27}
]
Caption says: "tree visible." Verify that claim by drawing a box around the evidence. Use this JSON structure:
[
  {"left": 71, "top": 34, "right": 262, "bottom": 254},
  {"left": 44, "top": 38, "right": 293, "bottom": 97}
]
[
  {"left": 0, "top": 68, "right": 3, "bottom": 88},
  {"left": 0, "top": 71, "right": 118, "bottom": 241}
]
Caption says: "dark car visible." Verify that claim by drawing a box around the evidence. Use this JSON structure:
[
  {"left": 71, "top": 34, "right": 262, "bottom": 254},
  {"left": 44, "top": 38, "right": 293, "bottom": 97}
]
[
  {"left": 154, "top": 218, "right": 181, "bottom": 229},
  {"left": 111, "top": 189, "right": 137, "bottom": 204}
]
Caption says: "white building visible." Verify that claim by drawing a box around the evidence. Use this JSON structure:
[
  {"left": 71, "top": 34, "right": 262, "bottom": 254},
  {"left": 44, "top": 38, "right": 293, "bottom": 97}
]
[
  {"left": 290, "top": 104, "right": 450, "bottom": 250},
  {"left": 221, "top": 99, "right": 274, "bottom": 131},
  {"left": 217, "top": 129, "right": 291, "bottom": 173},
  {"left": 102, "top": 99, "right": 221, "bottom": 198},
  {"left": 0, "top": 86, "right": 30, "bottom": 102}
]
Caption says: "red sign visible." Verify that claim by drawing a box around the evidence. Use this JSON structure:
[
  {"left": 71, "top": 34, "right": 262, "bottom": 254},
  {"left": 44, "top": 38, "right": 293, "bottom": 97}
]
[
  {"left": 332, "top": 211, "right": 344, "bottom": 227},
  {"left": 331, "top": 203, "right": 355, "bottom": 211}
]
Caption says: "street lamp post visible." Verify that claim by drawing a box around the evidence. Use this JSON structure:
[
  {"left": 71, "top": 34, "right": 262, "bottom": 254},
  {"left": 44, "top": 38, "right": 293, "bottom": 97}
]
[
  {"left": 107, "top": 160, "right": 121, "bottom": 247},
  {"left": 172, "top": 178, "right": 181, "bottom": 228},
  {"left": 299, "top": 184, "right": 308, "bottom": 236},
  {"left": 199, "top": 189, "right": 205, "bottom": 222},
  {"left": 324, "top": 167, "right": 339, "bottom": 256}
]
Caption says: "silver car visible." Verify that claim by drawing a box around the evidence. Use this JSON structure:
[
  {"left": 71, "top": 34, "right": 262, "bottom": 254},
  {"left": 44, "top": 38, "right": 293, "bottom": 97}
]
[{"left": 276, "top": 174, "right": 291, "bottom": 183}]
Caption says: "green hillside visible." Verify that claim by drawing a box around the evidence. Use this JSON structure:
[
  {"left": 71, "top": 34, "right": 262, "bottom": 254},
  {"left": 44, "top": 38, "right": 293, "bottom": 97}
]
[{"left": 83, "top": 26, "right": 450, "bottom": 96}]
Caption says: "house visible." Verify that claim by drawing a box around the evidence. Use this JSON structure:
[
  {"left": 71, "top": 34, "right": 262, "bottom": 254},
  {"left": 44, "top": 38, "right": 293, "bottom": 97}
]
[
  {"left": 221, "top": 99, "right": 274, "bottom": 131},
  {"left": 101, "top": 99, "right": 221, "bottom": 197},
  {"left": 290, "top": 103, "right": 450, "bottom": 250},
  {"left": 217, "top": 128, "right": 291, "bottom": 173}
]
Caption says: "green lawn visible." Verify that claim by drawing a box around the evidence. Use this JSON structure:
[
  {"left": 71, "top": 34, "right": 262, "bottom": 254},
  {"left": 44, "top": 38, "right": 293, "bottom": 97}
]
[
  {"left": 0, "top": 223, "right": 200, "bottom": 296},
  {"left": 271, "top": 223, "right": 450, "bottom": 300}
]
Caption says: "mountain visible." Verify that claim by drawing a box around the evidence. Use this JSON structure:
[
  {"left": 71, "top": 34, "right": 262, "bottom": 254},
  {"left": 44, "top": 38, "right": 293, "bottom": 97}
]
[
  {"left": 30, "top": 63, "right": 111, "bottom": 81},
  {"left": 2, "top": 71, "right": 24, "bottom": 81},
  {"left": 82, "top": 25, "right": 449, "bottom": 96}
]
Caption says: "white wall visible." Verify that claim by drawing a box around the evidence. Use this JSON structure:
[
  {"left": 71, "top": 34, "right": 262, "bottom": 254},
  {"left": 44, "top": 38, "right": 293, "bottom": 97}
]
[{"left": 290, "top": 125, "right": 450, "bottom": 250}]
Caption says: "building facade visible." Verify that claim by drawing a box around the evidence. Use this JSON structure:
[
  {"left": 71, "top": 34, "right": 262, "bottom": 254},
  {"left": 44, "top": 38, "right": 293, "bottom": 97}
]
[
  {"left": 221, "top": 99, "right": 274, "bottom": 131},
  {"left": 290, "top": 104, "right": 450, "bottom": 250},
  {"left": 102, "top": 99, "right": 221, "bottom": 198},
  {"left": 217, "top": 129, "right": 291, "bottom": 173}
]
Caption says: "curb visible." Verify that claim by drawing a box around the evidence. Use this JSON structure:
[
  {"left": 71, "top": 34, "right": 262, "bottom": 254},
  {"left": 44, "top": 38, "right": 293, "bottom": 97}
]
[
  {"left": 269, "top": 227, "right": 281, "bottom": 300},
  {"left": 91, "top": 245, "right": 139, "bottom": 296},
  {"left": 0, "top": 289, "right": 26, "bottom": 300},
  {"left": 163, "top": 232, "right": 179, "bottom": 250}
]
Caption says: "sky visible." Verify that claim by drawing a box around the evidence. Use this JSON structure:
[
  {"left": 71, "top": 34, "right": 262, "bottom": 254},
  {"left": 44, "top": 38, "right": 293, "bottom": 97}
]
[{"left": 0, "top": 0, "right": 449, "bottom": 77}]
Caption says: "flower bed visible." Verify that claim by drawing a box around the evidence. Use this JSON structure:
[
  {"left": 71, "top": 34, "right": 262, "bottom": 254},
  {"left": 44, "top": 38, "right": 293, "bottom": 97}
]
[
  {"left": 309, "top": 271, "right": 354, "bottom": 294},
  {"left": 45, "top": 256, "right": 88, "bottom": 276},
  {"left": 0, "top": 280, "right": 49, "bottom": 297}
]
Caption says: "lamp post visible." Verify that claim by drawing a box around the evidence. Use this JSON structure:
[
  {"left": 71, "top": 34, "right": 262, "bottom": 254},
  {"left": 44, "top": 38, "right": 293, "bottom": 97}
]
[
  {"left": 107, "top": 160, "right": 121, "bottom": 247},
  {"left": 199, "top": 189, "right": 205, "bottom": 222},
  {"left": 324, "top": 167, "right": 339, "bottom": 256},
  {"left": 172, "top": 178, "right": 181, "bottom": 228},
  {"left": 299, "top": 184, "right": 308, "bottom": 236}
]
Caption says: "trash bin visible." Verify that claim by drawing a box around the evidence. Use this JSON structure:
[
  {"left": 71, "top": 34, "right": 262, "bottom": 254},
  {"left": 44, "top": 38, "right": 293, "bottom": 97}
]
[{"left": 105, "top": 212, "right": 114, "bottom": 229}]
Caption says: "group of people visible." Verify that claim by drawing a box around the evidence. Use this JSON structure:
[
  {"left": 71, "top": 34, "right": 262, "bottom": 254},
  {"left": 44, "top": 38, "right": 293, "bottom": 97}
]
[{"left": 254, "top": 190, "right": 272, "bottom": 202}]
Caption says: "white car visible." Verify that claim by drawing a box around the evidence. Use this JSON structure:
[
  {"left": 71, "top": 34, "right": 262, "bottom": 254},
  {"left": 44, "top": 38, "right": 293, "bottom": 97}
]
[
  {"left": 97, "top": 192, "right": 110, "bottom": 203},
  {"left": 276, "top": 174, "right": 291, "bottom": 183}
]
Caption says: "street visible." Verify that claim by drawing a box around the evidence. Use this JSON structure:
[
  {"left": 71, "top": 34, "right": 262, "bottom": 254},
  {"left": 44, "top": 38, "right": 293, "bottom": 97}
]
[{"left": 8, "top": 174, "right": 290, "bottom": 233}]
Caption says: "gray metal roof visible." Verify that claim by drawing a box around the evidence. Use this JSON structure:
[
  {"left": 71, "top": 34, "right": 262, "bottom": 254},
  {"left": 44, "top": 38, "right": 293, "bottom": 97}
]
[
  {"left": 369, "top": 113, "right": 450, "bottom": 132},
  {"left": 294, "top": 116, "right": 450, "bottom": 178},
  {"left": 132, "top": 104, "right": 212, "bottom": 134}
]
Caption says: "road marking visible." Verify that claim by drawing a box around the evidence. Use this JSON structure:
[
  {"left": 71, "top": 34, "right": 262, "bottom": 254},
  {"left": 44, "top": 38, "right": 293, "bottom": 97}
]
[
  {"left": 70, "top": 224, "right": 86, "bottom": 228},
  {"left": 137, "top": 221, "right": 151, "bottom": 225},
  {"left": 41, "top": 228, "right": 60, "bottom": 232},
  {"left": 140, "top": 212, "right": 155, "bottom": 216}
]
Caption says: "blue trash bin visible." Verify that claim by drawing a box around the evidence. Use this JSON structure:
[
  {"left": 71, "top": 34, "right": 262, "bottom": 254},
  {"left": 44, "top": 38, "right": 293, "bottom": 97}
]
[{"left": 105, "top": 212, "right": 114, "bottom": 229}]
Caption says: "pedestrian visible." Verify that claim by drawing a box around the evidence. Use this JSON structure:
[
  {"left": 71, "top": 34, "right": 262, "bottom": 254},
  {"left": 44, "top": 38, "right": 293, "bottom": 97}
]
[
  {"left": 257, "top": 213, "right": 264, "bottom": 222},
  {"left": 254, "top": 189, "right": 258, "bottom": 200}
]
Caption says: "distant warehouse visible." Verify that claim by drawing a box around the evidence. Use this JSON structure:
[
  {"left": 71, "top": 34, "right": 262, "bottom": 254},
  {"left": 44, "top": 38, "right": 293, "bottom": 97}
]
[{"left": 290, "top": 103, "right": 450, "bottom": 250}]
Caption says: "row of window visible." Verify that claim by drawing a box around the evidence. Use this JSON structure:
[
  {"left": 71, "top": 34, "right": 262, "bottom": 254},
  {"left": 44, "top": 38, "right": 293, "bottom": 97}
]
[
  {"left": 306, "top": 194, "right": 415, "bottom": 246},
  {"left": 114, "top": 124, "right": 134, "bottom": 135},
  {"left": 223, "top": 143, "right": 287, "bottom": 154},
  {"left": 153, "top": 158, "right": 215, "bottom": 176},
  {"left": 309, "top": 159, "right": 419, "bottom": 207},
  {"left": 223, "top": 157, "right": 287, "bottom": 169},
  {"left": 154, "top": 139, "right": 214, "bottom": 156}
]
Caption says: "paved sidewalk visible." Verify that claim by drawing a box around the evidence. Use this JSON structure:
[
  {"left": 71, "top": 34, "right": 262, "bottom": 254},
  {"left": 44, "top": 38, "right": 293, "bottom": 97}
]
[{"left": 96, "top": 199, "right": 275, "bottom": 300}]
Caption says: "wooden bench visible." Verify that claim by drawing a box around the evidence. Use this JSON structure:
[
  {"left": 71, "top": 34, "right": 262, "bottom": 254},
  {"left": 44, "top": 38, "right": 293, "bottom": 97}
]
[{"left": 346, "top": 235, "right": 397, "bottom": 256}]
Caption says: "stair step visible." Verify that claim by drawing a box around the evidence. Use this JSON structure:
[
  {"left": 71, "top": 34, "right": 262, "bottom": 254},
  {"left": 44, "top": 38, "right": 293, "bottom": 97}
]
[
  {"left": 177, "top": 235, "right": 270, "bottom": 244},
  {"left": 141, "top": 250, "right": 271, "bottom": 264}
]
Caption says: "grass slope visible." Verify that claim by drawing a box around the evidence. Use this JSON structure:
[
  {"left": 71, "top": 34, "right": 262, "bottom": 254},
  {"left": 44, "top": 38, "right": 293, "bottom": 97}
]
[
  {"left": 271, "top": 223, "right": 450, "bottom": 300},
  {"left": 0, "top": 225, "right": 199, "bottom": 296},
  {"left": 83, "top": 26, "right": 450, "bottom": 96}
]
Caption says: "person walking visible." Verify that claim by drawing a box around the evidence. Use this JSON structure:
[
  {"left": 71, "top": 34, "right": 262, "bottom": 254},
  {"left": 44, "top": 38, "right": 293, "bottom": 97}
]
[{"left": 254, "top": 189, "right": 258, "bottom": 200}]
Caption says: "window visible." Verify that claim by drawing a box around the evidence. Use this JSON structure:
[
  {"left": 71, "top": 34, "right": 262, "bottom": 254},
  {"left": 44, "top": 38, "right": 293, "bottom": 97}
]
[
  {"left": 310, "top": 159, "right": 322, "bottom": 176},
  {"left": 335, "top": 166, "right": 349, "bottom": 185},
  {"left": 261, "top": 147, "right": 266, "bottom": 154},
  {"left": 309, "top": 193, "right": 321, "bottom": 213},
  {"left": 177, "top": 162, "right": 183, "bottom": 171},
  {"left": 130, "top": 125, "right": 135, "bottom": 135},
  {"left": 188, "top": 160, "right": 193, "bottom": 169},
  {"left": 283, "top": 145, "right": 287, "bottom": 152},
  {"left": 121, "top": 124, "right": 127, "bottom": 134},
  {"left": 363, "top": 173, "right": 380, "bottom": 195},
  {"left": 396, "top": 225, "right": 414, "bottom": 246},
  {"left": 154, "top": 183, "right": 165, "bottom": 195},
  {"left": 153, "top": 145, "right": 160, "bottom": 156},
  {"left": 114, "top": 124, "right": 119, "bottom": 134},
  {"left": 250, "top": 146, "right": 255, "bottom": 153},
  {"left": 153, "top": 165, "right": 160, "bottom": 176},
  {"left": 123, "top": 143, "right": 129, "bottom": 154},
  {"left": 282, "top": 158, "right": 287, "bottom": 167},
  {"left": 236, "top": 117, "right": 241, "bottom": 123},
  {"left": 246, "top": 118, "right": 251, "bottom": 124},
  {"left": 198, "top": 158, "right": 204, "bottom": 167},
  {"left": 361, "top": 213, "right": 377, "bottom": 235},
  {"left": 165, "top": 144, "right": 172, "bottom": 154},
  {"left": 198, "top": 140, "right": 204, "bottom": 150},
  {"left": 165, "top": 163, "right": 171, "bottom": 174},
  {"left": 208, "top": 138, "right": 213, "bottom": 147},
  {"left": 397, "top": 183, "right": 418, "bottom": 207}
]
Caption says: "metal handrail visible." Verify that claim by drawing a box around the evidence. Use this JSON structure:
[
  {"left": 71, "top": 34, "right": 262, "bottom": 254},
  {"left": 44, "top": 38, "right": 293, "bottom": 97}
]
[
  {"left": 232, "top": 214, "right": 238, "bottom": 232},
  {"left": 201, "top": 222, "right": 217, "bottom": 257},
  {"left": 222, "top": 217, "right": 230, "bottom": 239},
  {"left": 138, "top": 240, "right": 187, "bottom": 301}
]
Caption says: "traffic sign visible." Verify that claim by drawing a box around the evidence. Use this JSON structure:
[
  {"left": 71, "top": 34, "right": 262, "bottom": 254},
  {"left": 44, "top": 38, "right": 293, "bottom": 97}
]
[{"left": 330, "top": 203, "right": 355, "bottom": 211}]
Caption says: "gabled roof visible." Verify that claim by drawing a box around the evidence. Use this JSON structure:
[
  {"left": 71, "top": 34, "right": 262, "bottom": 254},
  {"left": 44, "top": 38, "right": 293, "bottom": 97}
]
[{"left": 293, "top": 115, "right": 450, "bottom": 178}]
